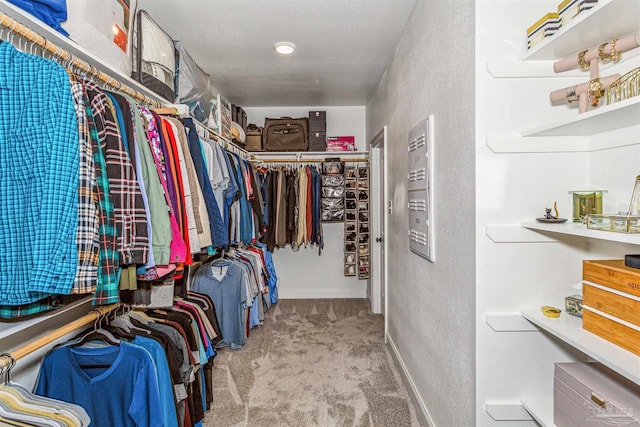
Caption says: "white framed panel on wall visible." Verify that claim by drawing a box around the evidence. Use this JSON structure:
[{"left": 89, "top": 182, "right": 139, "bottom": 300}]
[{"left": 408, "top": 115, "right": 435, "bottom": 262}]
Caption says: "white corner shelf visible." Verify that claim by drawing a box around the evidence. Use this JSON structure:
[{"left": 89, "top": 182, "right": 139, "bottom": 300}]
[
  {"left": 485, "top": 136, "right": 590, "bottom": 153},
  {"left": 520, "top": 396, "right": 555, "bottom": 427},
  {"left": 520, "top": 221, "right": 640, "bottom": 245},
  {"left": 522, "top": 97, "right": 640, "bottom": 137},
  {"left": 523, "top": 0, "right": 640, "bottom": 61},
  {"left": 520, "top": 307, "right": 640, "bottom": 385},
  {"left": 486, "top": 225, "right": 559, "bottom": 243}
]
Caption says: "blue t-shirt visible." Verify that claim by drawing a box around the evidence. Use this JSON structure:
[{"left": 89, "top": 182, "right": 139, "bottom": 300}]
[
  {"left": 191, "top": 260, "right": 247, "bottom": 349},
  {"left": 35, "top": 341, "right": 163, "bottom": 427},
  {"left": 132, "top": 336, "right": 179, "bottom": 427}
]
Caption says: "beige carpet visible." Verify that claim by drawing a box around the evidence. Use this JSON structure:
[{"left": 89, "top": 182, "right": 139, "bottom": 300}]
[{"left": 204, "top": 299, "right": 422, "bottom": 427}]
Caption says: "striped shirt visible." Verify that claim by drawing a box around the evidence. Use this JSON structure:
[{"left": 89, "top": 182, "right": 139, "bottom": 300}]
[
  {"left": 84, "top": 81, "right": 149, "bottom": 266},
  {"left": 81, "top": 83, "right": 120, "bottom": 305},
  {"left": 70, "top": 81, "right": 100, "bottom": 295}
]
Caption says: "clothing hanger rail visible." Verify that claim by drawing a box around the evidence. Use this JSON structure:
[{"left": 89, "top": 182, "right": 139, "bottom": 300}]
[
  {"left": 0, "top": 304, "right": 120, "bottom": 373},
  {"left": 255, "top": 157, "right": 369, "bottom": 164},
  {"left": 0, "top": 11, "right": 161, "bottom": 107}
]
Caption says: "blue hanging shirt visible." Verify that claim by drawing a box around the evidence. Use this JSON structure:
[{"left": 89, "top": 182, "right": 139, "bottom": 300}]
[
  {"left": 35, "top": 341, "right": 163, "bottom": 427},
  {"left": 0, "top": 42, "right": 79, "bottom": 305}
]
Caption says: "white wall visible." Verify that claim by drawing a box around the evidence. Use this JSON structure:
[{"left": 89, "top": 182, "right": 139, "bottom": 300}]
[
  {"left": 475, "top": 1, "right": 640, "bottom": 426},
  {"left": 245, "top": 106, "right": 367, "bottom": 298},
  {"left": 366, "top": 1, "right": 476, "bottom": 425}
]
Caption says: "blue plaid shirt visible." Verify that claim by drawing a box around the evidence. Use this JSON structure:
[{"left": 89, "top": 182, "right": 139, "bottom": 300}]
[{"left": 0, "top": 42, "right": 79, "bottom": 305}]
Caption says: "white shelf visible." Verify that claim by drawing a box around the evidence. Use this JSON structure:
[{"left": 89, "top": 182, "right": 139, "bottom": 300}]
[
  {"left": 520, "top": 307, "right": 640, "bottom": 385},
  {"left": 0, "top": 1, "right": 170, "bottom": 105},
  {"left": 522, "top": 97, "right": 640, "bottom": 137},
  {"left": 521, "top": 396, "right": 555, "bottom": 427},
  {"left": 520, "top": 221, "right": 640, "bottom": 245},
  {"left": 523, "top": 0, "right": 640, "bottom": 61},
  {"left": 485, "top": 136, "right": 590, "bottom": 153}
]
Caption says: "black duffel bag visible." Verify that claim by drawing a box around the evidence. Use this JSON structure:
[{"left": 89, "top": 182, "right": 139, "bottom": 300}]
[{"left": 263, "top": 117, "right": 309, "bottom": 151}]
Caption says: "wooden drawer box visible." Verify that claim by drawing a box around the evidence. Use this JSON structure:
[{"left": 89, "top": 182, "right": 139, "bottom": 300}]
[
  {"left": 583, "top": 282, "right": 640, "bottom": 327},
  {"left": 554, "top": 362, "right": 640, "bottom": 427},
  {"left": 583, "top": 260, "right": 640, "bottom": 297},
  {"left": 582, "top": 260, "right": 640, "bottom": 355},
  {"left": 583, "top": 308, "right": 640, "bottom": 356}
]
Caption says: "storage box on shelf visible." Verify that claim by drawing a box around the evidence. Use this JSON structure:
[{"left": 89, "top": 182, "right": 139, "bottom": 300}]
[
  {"left": 583, "top": 260, "right": 640, "bottom": 356},
  {"left": 308, "top": 111, "right": 327, "bottom": 151},
  {"left": 554, "top": 362, "right": 640, "bottom": 427}
]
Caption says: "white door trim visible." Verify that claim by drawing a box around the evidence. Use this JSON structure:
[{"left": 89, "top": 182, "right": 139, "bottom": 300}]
[{"left": 369, "top": 127, "right": 388, "bottom": 334}]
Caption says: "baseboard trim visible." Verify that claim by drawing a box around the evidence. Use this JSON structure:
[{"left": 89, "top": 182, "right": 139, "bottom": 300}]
[
  {"left": 278, "top": 289, "right": 367, "bottom": 299},
  {"left": 386, "top": 332, "right": 436, "bottom": 427}
]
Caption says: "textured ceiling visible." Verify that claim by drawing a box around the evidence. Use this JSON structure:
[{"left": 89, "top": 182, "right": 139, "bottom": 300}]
[{"left": 136, "top": 0, "right": 416, "bottom": 107}]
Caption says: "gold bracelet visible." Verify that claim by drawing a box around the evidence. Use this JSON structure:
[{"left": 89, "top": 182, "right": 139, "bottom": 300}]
[
  {"left": 578, "top": 49, "right": 589, "bottom": 69},
  {"left": 599, "top": 38, "right": 622, "bottom": 62},
  {"left": 589, "top": 78, "right": 604, "bottom": 106},
  {"left": 610, "top": 38, "right": 621, "bottom": 62},
  {"left": 598, "top": 42, "right": 609, "bottom": 60}
]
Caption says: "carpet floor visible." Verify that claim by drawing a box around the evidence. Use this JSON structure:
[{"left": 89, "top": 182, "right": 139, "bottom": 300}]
[{"left": 203, "top": 299, "right": 422, "bottom": 427}]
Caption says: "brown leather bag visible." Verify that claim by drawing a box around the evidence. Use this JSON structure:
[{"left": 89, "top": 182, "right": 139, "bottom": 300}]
[
  {"left": 263, "top": 117, "right": 309, "bottom": 151},
  {"left": 245, "top": 124, "right": 264, "bottom": 151}
]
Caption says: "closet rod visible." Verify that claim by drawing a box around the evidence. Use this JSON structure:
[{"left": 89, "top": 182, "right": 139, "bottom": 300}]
[
  {"left": 254, "top": 157, "right": 369, "bottom": 164},
  {"left": 0, "top": 303, "right": 120, "bottom": 372},
  {"left": 0, "top": 12, "right": 161, "bottom": 107},
  {"left": 192, "top": 120, "right": 252, "bottom": 161}
]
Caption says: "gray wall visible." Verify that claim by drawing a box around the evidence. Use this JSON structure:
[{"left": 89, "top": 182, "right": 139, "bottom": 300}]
[{"left": 366, "top": 0, "right": 476, "bottom": 425}]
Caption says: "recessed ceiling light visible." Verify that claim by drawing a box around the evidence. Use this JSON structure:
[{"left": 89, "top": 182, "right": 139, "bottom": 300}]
[{"left": 274, "top": 41, "right": 296, "bottom": 55}]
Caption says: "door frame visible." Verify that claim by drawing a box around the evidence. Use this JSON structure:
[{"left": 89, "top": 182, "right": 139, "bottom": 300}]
[{"left": 369, "top": 126, "right": 388, "bottom": 328}]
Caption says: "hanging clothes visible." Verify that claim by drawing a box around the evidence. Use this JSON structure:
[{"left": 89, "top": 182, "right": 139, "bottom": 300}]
[
  {"left": 257, "top": 165, "right": 323, "bottom": 252},
  {"left": 35, "top": 341, "right": 164, "bottom": 427},
  {"left": 0, "top": 42, "right": 79, "bottom": 307}
]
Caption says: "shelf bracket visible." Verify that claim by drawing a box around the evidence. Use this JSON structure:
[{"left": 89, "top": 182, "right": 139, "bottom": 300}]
[
  {"left": 485, "top": 402, "right": 533, "bottom": 421},
  {"left": 485, "top": 313, "right": 539, "bottom": 332},
  {"left": 485, "top": 225, "right": 559, "bottom": 243}
]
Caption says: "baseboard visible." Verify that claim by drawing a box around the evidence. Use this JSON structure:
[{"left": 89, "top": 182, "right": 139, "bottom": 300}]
[
  {"left": 386, "top": 332, "right": 436, "bottom": 427},
  {"left": 278, "top": 289, "right": 367, "bottom": 299}
]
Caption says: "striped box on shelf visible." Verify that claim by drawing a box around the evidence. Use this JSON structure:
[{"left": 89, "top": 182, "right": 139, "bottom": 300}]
[
  {"left": 526, "top": 12, "right": 561, "bottom": 50},
  {"left": 557, "top": 0, "right": 598, "bottom": 27}
]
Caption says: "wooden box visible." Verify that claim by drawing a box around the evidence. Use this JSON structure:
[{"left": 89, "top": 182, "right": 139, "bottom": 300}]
[
  {"left": 583, "top": 259, "right": 640, "bottom": 356},
  {"left": 583, "top": 260, "right": 640, "bottom": 298},
  {"left": 554, "top": 362, "right": 640, "bottom": 427},
  {"left": 582, "top": 308, "right": 640, "bottom": 356}
]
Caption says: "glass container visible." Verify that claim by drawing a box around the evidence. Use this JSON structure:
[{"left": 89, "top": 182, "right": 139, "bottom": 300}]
[{"left": 568, "top": 187, "right": 607, "bottom": 223}]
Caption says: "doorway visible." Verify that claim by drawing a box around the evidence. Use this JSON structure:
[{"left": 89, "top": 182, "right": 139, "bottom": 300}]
[{"left": 369, "top": 126, "right": 388, "bottom": 326}]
